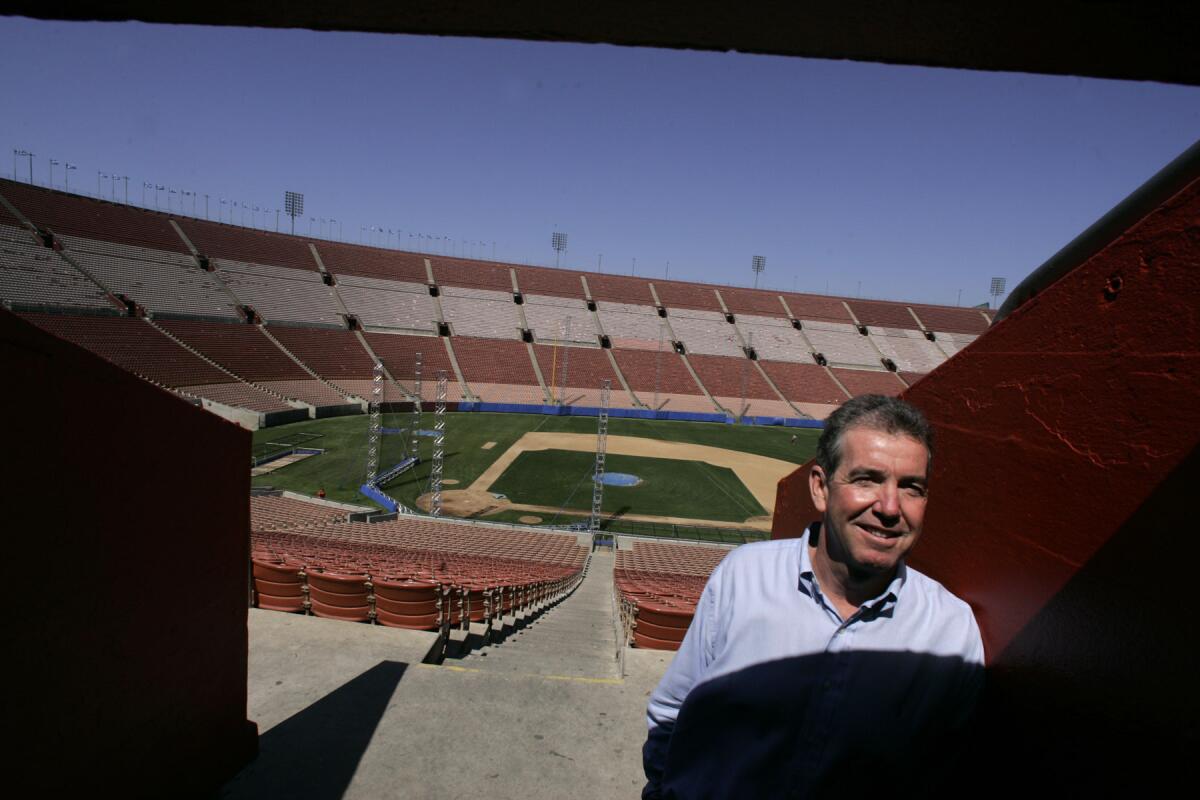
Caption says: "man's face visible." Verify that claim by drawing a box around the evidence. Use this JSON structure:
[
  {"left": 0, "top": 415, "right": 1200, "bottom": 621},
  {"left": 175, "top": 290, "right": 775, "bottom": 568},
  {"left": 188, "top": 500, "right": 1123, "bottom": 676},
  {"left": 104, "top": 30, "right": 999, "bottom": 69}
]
[{"left": 809, "top": 426, "right": 929, "bottom": 577}]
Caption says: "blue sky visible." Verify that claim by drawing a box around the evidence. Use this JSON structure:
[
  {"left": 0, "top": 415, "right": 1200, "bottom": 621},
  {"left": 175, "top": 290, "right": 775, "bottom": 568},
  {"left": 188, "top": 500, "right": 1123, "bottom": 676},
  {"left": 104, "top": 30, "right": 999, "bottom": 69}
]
[{"left": 2, "top": 17, "right": 1198, "bottom": 307}]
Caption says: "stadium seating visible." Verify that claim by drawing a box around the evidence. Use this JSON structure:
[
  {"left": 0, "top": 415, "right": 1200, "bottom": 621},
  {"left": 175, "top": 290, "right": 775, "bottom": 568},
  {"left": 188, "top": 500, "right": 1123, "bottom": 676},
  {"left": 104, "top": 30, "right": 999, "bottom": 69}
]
[
  {"left": 719, "top": 287, "right": 790, "bottom": 317},
  {"left": 869, "top": 327, "right": 948, "bottom": 373},
  {"left": 936, "top": 331, "right": 980, "bottom": 357},
  {"left": 801, "top": 319, "right": 881, "bottom": 367},
  {"left": 58, "top": 233, "right": 241, "bottom": 319},
  {"left": 759, "top": 360, "right": 848, "bottom": 405},
  {"left": 217, "top": 259, "right": 343, "bottom": 325},
  {"left": 531, "top": 343, "right": 631, "bottom": 407},
  {"left": 734, "top": 313, "right": 810, "bottom": 363},
  {"left": 653, "top": 280, "right": 721, "bottom": 312},
  {"left": 0, "top": 177, "right": 187, "bottom": 253},
  {"left": 452, "top": 336, "right": 543, "bottom": 403},
  {"left": 441, "top": 285, "right": 521, "bottom": 339},
  {"left": 612, "top": 348, "right": 716, "bottom": 411},
  {"left": 596, "top": 301, "right": 670, "bottom": 350},
  {"left": 780, "top": 293, "right": 854, "bottom": 323},
  {"left": 266, "top": 325, "right": 375, "bottom": 384},
  {"left": 315, "top": 240, "right": 430, "bottom": 283},
  {"left": 513, "top": 264, "right": 585, "bottom": 298},
  {"left": 830, "top": 367, "right": 906, "bottom": 396},
  {"left": 336, "top": 275, "right": 437, "bottom": 333},
  {"left": 908, "top": 303, "right": 991, "bottom": 335},
  {"left": 431, "top": 256, "right": 513, "bottom": 292},
  {"left": 176, "top": 217, "right": 318, "bottom": 273},
  {"left": 586, "top": 273, "right": 655, "bottom": 305},
  {"left": 846, "top": 298, "right": 921, "bottom": 329},
  {"left": 362, "top": 331, "right": 458, "bottom": 400},
  {"left": 614, "top": 540, "right": 730, "bottom": 650},
  {"left": 523, "top": 293, "right": 596, "bottom": 344},
  {"left": 251, "top": 494, "right": 351, "bottom": 530},
  {"left": 0, "top": 223, "right": 113, "bottom": 311},
  {"left": 666, "top": 308, "right": 745, "bottom": 358}
]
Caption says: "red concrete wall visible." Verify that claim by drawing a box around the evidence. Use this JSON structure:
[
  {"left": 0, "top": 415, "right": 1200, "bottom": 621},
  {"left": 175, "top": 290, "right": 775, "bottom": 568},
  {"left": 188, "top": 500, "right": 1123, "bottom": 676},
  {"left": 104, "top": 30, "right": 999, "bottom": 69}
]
[
  {"left": 771, "top": 170, "right": 1199, "bottom": 791},
  {"left": 3, "top": 309, "right": 256, "bottom": 793}
]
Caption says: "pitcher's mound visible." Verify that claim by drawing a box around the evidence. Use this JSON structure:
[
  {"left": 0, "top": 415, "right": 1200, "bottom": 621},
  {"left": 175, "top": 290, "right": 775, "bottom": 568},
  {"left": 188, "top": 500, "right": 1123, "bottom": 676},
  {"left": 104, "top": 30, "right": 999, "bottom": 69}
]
[{"left": 518, "top": 515, "right": 543, "bottom": 524}]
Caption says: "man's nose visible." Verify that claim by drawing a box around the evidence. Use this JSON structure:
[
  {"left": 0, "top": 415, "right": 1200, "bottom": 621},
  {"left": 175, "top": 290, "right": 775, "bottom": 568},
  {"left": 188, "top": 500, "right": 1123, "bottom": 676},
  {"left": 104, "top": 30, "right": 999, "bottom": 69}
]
[{"left": 875, "top": 482, "right": 901, "bottom": 521}]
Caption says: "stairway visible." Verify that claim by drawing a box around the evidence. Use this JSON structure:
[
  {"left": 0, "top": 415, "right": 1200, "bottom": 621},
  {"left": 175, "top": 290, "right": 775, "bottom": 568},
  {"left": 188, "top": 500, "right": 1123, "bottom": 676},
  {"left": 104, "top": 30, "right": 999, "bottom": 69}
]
[{"left": 460, "top": 550, "right": 619, "bottom": 680}]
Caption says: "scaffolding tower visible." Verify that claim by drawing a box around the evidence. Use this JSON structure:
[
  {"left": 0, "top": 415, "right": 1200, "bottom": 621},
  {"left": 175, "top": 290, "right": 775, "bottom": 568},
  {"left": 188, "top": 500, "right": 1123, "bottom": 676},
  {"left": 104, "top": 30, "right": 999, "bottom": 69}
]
[
  {"left": 430, "top": 371, "right": 447, "bottom": 516},
  {"left": 365, "top": 361, "right": 384, "bottom": 483},
  {"left": 590, "top": 379, "right": 611, "bottom": 531}
]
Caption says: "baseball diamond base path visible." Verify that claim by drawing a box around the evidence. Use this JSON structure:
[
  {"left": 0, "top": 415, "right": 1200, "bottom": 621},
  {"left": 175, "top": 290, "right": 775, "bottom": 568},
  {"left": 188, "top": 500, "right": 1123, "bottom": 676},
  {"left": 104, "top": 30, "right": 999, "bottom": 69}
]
[{"left": 417, "top": 432, "right": 799, "bottom": 531}]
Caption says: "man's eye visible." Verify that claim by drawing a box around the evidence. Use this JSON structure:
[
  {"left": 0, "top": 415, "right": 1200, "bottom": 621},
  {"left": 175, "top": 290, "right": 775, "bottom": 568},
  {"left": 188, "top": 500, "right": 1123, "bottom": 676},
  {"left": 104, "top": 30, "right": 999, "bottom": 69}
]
[{"left": 903, "top": 485, "right": 927, "bottom": 497}]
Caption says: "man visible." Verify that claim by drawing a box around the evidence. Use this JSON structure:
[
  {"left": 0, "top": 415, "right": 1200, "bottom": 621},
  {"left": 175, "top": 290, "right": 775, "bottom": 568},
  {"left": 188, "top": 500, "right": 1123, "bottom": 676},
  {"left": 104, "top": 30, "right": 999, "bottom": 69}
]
[{"left": 642, "top": 395, "right": 984, "bottom": 799}]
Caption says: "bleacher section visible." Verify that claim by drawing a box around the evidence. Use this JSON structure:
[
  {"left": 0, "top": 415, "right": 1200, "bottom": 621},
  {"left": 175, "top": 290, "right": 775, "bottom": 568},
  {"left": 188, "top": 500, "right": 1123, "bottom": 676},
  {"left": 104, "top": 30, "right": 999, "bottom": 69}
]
[
  {"left": 596, "top": 301, "right": 669, "bottom": 350},
  {"left": 666, "top": 308, "right": 745, "bottom": 358},
  {"left": 830, "top": 367, "right": 905, "bottom": 396},
  {"left": 22, "top": 311, "right": 291, "bottom": 412},
  {"left": 251, "top": 494, "right": 351, "bottom": 530},
  {"left": 316, "top": 241, "right": 429, "bottom": 283},
  {"left": 513, "top": 265, "right": 584, "bottom": 299},
  {"left": 532, "top": 343, "right": 628, "bottom": 407},
  {"left": 160, "top": 319, "right": 348, "bottom": 406},
  {"left": 58, "top": 234, "right": 241, "bottom": 319},
  {"left": 735, "top": 313, "right": 809, "bottom": 362},
  {"left": 336, "top": 275, "right": 437, "bottom": 333},
  {"left": 801, "top": 319, "right": 882, "bottom": 367},
  {"left": 175, "top": 218, "right": 317, "bottom": 273},
  {"left": 615, "top": 540, "right": 729, "bottom": 650},
  {"left": 0, "top": 178, "right": 187, "bottom": 253},
  {"left": 452, "top": 337, "right": 543, "bottom": 404},
  {"left": 218, "top": 260, "right": 342, "bottom": 325},
  {"left": 654, "top": 280, "right": 720, "bottom": 312},
  {"left": 3, "top": 180, "right": 991, "bottom": 423},
  {"left": 431, "top": 257, "right": 513, "bottom": 292},
  {"left": 441, "top": 286, "right": 520, "bottom": 339},
  {"left": 0, "top": 223, "right": 113, "bottom": 311},
  {"left": 523, "top": 293, "right": 596, "bottom": 344}
]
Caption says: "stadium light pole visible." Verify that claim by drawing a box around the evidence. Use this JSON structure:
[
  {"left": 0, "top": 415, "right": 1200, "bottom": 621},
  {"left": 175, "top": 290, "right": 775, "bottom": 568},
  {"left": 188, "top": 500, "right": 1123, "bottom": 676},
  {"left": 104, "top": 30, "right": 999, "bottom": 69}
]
[
  {"left": 49, "top": 158, "right": 59, "bottom": 189},
  {"left": 64, "top": 163, "right": 76, "bottom": 192},
  {"left": 752, "top": 255, "right": 765, "bottom": 289},
  {"left": 284, "top": 191, "right": 304, "bottom": 235},
  {"left": 990, "top": 277, "right": 1007, "bottom": 309},
  {"left": 97, "top": 171, "right": 106, "bottom": 197},
  {"left": 552, "top": 231, "right": 568, "bottom": 268},
  {"left": 14, "top": 149, "right": 34, "bottom": 183}
]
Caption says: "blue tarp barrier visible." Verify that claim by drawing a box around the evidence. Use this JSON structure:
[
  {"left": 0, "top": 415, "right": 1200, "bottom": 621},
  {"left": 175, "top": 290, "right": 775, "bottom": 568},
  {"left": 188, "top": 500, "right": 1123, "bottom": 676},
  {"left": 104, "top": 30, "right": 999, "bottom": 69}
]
[
  {"left": 359, "top": 483, "right": 398, "bottom": 512},
  {"left": 447, "top": 401, "right": 824, "bottom": 428}
]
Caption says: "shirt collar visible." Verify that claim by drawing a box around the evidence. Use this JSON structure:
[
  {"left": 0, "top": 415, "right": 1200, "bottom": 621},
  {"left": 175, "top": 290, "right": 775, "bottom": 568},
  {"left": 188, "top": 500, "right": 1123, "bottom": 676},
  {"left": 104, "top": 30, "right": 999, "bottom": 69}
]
[{"left": 797, "top": 521, "right": 906, "bottom": 620}]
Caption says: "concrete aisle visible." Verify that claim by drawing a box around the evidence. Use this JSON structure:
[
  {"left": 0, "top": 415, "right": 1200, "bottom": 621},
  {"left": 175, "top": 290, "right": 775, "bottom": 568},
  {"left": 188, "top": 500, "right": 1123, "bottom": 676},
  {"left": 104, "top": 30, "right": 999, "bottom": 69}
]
[
  {"left": 222, "top": 556, "right": 676, "bottom": 800},
  {"left": 461, "top": 550, "right": 620, "bottom": 679}
]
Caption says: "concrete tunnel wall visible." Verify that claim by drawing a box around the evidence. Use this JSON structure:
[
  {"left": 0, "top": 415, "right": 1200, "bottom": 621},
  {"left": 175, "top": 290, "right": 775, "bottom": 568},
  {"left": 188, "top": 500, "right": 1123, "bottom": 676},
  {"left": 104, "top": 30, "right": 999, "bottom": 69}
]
[{"left": 770, "top": 149, "right": 1199, "bottom": 790}]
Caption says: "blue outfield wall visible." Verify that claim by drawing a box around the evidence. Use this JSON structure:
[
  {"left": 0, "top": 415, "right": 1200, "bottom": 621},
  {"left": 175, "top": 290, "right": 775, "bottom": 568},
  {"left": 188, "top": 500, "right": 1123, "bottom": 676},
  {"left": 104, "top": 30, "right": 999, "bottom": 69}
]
[{"left": 456, "top": 401, "right": 823, "bottom": 428}]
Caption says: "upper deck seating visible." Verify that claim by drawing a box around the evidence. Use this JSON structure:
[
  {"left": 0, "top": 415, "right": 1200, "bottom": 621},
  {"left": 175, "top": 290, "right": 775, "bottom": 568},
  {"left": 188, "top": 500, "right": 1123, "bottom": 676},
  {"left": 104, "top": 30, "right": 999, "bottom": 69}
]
[
  {"left": 909, "top": 303, "right": 990, "bottom": 335},
  {"left": 523, "top": 293, "right": 596, "bottom": 344},
  {"left": 735, "top": 313, "right": 810, "bottom": 363},
  {"left": 176, "top": 217, "right": 317, "bottom": 273},
  {"left": 667, "top": 308, "right": 745, "bottom": 358},
  {"left": 513, "top": 265, "right": 584, "bottom": 299},
  {"left": 720, "top": 287, "right": 790, "bottom": 318},
  {"left": 441, "top": 286, "right": 521, "bottom": 339},
  {"left": 830, "top": 367, "right": 905, "bottom": 397},
  {"left": 870, "top": 327, "right": 947, "bottom": 373},
  {"left": 336, "top": 275, "right": 437, "bottom": 333},
  {"left": 654, "top": 280, "right": 720, "bottom": 312},
  {"left": 58, "top": 234, "right": 241, "bottom": 319},
  {"left": 778, "top": 293, "right": 854, "bottom": 323},
  {"left": 597, "top": 301, "right": 670, "bottom": 350},
  {"left": 935, "top": 331, "right": 980, "bottom": 356},
  {"left": 801, "top": 320, "right": 881, "bottom": 368},
  {"left": 587, "top": 273, "right": 655, "bottom": 305},
  {"left": 315, "top": 242, "right": 429, "bottom": 283},
  {"left": 899, "top": 371, "right": 927, "bottom": 387},
  {"left": 846, "top": 299, "right": 922, "bottom": 329},
  {"left": 0, "top": 224, "right": 112, "bottom": 311},
  {"left": 0, "top": 178, "right": 187, "bottom": 253},
  {"left": 21, "top": 311, "right": 289, "bottom": 411},
  {"left": 218, "top": 260, "right": 342, "bottom": 325},
  {"left": 431, "top": 257, "right": 513, "bottom": 292},
  {"left": 759, "top": 360, "right": 848, "bottom": 405}
]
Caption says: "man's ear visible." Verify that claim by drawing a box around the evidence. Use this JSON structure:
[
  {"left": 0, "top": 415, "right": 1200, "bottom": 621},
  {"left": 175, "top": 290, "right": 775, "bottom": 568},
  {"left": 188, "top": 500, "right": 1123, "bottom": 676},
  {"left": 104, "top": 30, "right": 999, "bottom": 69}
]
[{"left": 809, "top": 463, "right": 829, "bottom": 513}]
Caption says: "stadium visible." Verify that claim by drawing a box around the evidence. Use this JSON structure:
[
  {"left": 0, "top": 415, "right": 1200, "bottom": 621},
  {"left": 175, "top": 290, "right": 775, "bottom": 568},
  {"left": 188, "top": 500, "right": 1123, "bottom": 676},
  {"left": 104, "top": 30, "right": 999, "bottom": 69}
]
[{"left": 5, "top": 5, "right": 1198, "bottom": 798}]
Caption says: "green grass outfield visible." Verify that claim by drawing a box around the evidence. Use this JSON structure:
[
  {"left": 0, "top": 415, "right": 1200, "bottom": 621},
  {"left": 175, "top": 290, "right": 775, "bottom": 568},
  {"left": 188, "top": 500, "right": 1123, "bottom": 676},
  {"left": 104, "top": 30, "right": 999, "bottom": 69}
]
[
  {"left": 489, "top": 449, "right": 766, "bottom": 522},
  {"left": 251, "top": 412, "right": 818, "bottom": 531}
]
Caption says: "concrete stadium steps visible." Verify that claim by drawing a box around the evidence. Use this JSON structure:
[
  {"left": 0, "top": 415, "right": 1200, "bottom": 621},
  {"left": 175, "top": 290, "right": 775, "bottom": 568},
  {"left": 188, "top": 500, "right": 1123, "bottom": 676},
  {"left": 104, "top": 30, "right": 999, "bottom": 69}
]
[
  {"left": 459, "top": 552, "right": 620, "bottom": 680},
  {"left": 226, "top": 605, "right": 669, "bottom": 799}
]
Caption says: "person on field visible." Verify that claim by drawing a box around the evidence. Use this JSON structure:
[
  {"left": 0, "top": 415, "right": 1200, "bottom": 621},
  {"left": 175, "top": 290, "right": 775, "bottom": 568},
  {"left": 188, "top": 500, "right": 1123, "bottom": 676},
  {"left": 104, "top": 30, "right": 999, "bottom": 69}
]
[{"left": 642, "top": 394, "right": 984, "bottom": 799}]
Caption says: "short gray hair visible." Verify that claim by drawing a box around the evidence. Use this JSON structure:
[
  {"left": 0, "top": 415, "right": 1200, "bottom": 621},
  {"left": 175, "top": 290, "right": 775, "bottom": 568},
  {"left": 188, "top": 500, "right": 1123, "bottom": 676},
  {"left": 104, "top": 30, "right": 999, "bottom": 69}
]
[{"left": 814, "top": 395, "right": 933, "bottom": 476}]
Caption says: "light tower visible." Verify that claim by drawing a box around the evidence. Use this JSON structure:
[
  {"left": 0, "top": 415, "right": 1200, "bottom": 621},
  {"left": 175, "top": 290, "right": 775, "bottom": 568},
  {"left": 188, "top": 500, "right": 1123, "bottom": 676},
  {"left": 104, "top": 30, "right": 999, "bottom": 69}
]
[
  {"left": 552, "top": 231, "right": 568, "bottom": 267},
  {"left": 284, "top": 191, "right": 304, "bottom": 235},
  {"left": 990, "top": 277, "right": 1007, "bottom": 309},
  {"left": 752, "top": 255, "right": 766, "bottom": 289}
]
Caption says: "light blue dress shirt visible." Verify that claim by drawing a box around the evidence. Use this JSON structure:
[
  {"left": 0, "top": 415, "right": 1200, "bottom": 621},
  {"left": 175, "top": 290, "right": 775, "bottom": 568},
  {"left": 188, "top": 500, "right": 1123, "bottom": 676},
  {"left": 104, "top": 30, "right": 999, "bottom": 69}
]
[{"left": 643, "top": 525, "right": 985, "bottom": 799}]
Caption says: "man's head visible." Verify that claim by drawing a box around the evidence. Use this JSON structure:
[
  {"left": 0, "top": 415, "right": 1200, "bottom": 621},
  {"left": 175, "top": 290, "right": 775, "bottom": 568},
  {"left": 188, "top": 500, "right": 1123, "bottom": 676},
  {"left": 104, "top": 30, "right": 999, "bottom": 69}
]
[{"left": 809, "top": 395, "right": 933, "bottom": 579}]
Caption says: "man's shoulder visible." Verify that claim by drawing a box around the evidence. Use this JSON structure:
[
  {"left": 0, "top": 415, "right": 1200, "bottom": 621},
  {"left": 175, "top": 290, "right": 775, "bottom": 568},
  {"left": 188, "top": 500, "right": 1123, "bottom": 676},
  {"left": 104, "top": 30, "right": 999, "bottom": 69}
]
[
  {"left": 901, "top": 565, "right": 984, "bottom": 659},
  {"left": 720, "top": 537, "right": 806, "bottom": 568}
]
